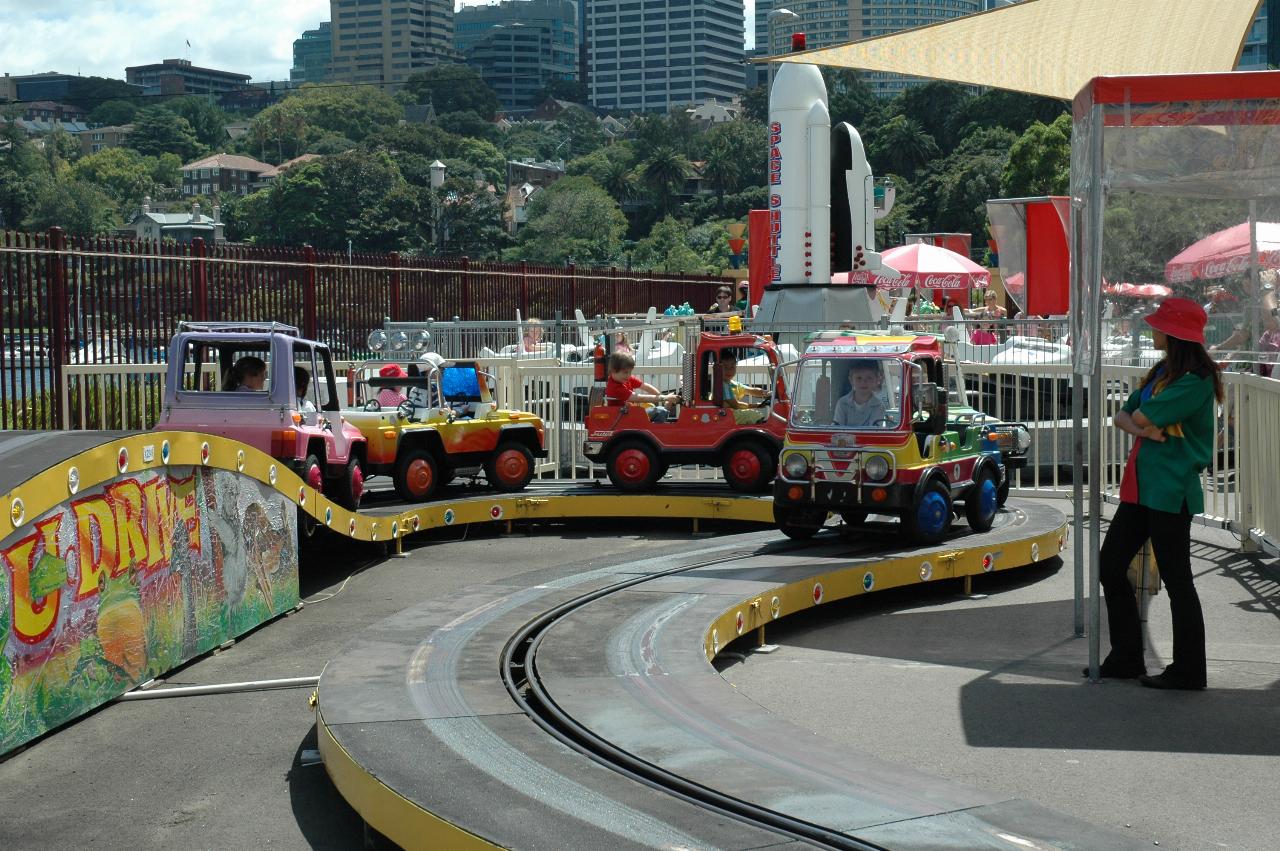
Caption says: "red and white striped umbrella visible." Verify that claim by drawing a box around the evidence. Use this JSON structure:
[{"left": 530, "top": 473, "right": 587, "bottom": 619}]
[
  {"left": 1165, "top": 221, "right": 1280, "bottom": 283},
  {"left": 1103, "top": 282, "right": 1172, "bottom": 299},
  {"left": 837, "top": 242, "right": 989, "bottom": 290}
]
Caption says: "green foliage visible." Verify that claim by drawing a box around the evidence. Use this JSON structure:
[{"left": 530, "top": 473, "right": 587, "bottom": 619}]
[
  {"left": 917, "top": 127, "right": 1017, "bottom": 239},
  {"left": 740, "top": 85, "right": 768, "bottom": 125},
  {"left": 515, "top": 175, "right": 626, "bottom": 265},
  {"left": 164, "top": 98, "right": 229, "bottom": 149},
  {"left": 500, "top": 124, "right": 561, "bottom": 161},
  {"left": 1000, "top": 113, "right": 1072, "bottom": 198},
  {"left": 534, "top": 78, "right": 589, "bottom": 107},
  {"left": 0, "top": 123, "right": 49, "bottom": 229},
  {"left": 952, "top": 90, "right": 1067, "bottom": 141},
  {"left": 63, "top": 76, "right": 142, "bottom": 110},
  {"left": 568, "top": 142, "right": 639, "bottom": 204},
  {"left": 681, "top": 186, "right": 768, "bottom": 226},
  {"left": 868, "top": 115, "right": 940, "bottom": 180},
  {"left": 1101, "top": 194, "right": 1243, "bottom": 283},
  {"left": 128, "top": 106, "right": 204, "bottom": 162},
  {"left": 70, "top": 147, "right": 154, "bottom": 208},
  {"left": 87, "top": 100, "right": 138, "bottom": 127},
  {"left": 632, "top": 216, "right": 705, "bottom": 273},
  {"left": 640, "top": 145, "right": 693, "bottom": 214},
  {"left": 826, "top": 70, "right": 881, "bottom": 130},
  {"left": 701, "top": 121, "right": 765, "bottom": 197},
  {"left": 429, "top": 176, "right": 511, "bottom": 259},
  {"left": 404, "top": 64, "right": 501, "bottom": 120},
  {"left": 250, "top": 84, "right": 403, "bottom": 159},
  {"left": 436, "top": 110, "right": 499, "bottom": 144},
  {"left": 21, "top": 175, "right": 116, "bottom": 235},
  {"left": 553, "top": 106, "right": 606, "bottom": 158},
  {"left": 887, "top": 81, "right": 972, "bottom": 151}
]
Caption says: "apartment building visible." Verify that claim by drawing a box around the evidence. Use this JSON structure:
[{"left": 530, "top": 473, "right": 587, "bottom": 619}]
[
  {"left": 329, "top": 0, "right": 456, "bottom": 86},
  {"left": 455, "top": 0, "right": 578, "bottom": 112}
]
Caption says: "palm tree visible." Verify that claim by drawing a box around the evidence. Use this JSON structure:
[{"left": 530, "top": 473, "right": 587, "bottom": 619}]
[
  {"left": 701, "top": 143, "right": 742, "bottom": 197},
  {"left": 600, "top": 158, "right": 640, "bottom": 204},
  {"left": 874, "top": 115, "right": 940, "bottom": 177},
  {"left": 641, "top": 146, "right": 693, "bottom": 214}
]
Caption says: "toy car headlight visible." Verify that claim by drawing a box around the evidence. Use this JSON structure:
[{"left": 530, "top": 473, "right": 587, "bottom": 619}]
[
  {"left": 1015, "top": 425, "right": 1031, "bottom": 452},
  {"left": 389, "top": 330, "right": 409, "bottom": 352},
  {"left": 782, "top": 452, "right": 809, "bottom": 479},
  {"left": 411, "top": 330, "right": 431, "bottom": 352},
  {"left": 863, "top": 454, "right": 890, "bottom": 482},
  {"left": 367, "top": 330, "right": 388, "bottom": 352}
]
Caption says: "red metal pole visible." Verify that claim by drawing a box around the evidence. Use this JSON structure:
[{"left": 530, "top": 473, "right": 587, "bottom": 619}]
[
  {"left": 389, "top": 250, "right": 402, "bottom": 322},
  {"left": 191, "top": 237, "right": 208, "bottom": 322},
  {"left": 461, "top": 255, "right": 471, "bottom": 320},
  {"left": 610, "top": 266, "right": 619, "bottom": 315},
  {"left": 568, "top": 262, "right": 577, "bottom": 316},
  {"left": 47, "top": 227, "right": 68, "bottom": 429},
  {"left": 520, "top": 260, "right": 529, "bottom": 319},
  {"left": 303, "top": 245, "right": 318, "bottom": 338}
]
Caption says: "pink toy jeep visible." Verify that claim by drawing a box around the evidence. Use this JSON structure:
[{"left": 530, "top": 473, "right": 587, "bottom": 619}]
[{"left": 155, "top": 322, "right": 367, "bottom": 508}]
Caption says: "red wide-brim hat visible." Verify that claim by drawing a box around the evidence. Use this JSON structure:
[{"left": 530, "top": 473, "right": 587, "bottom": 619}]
[
  {"left": 1144, "top": 297, "right": 1207, "bottom": 344},
  {"left": 379, "top": 363, "right": 407, "bottom": 378}
]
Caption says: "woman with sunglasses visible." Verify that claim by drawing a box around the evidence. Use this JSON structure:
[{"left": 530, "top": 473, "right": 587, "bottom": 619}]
[{"left": 707, "top": 286, "right": 737, "bottom": 315}]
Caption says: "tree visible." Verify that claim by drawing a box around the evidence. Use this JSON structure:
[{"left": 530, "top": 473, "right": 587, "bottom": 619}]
[
  {"left": 0, "top": 121, "right": 48, "bottom": 229},
  {"left": 552, "top": 106, "right": 605, "bottom": 158},
  {"left": 43, "top": 127, "right": 81, "bottom": 170},
  {"left": 515, "top": 176, "right": 627, "bottom": 265},
  {"left": 63, "top": 76, "right": 142, "bottom": 111},
  {"left": 251, "top": 100, "right": 307, "bottom": 163},
  {"left": 740, "top": 85, "right": 768, "bottom": 125},
  {"left": 428, "top": 177, "right": 511, "bottom": 258},
  {"left": 254, "top": 84, "right": 403, "bottom": 150},
  {"left": 128, "top": 106, "right": 204, "bottom": 161},
  {"left": 868, "top": 115, "right": 940, "bottom": 179},
  {"left": 1000, "top": 113, "right": 1072, "bottom": 198},
  {"left": 917, "top": 127, "right": 1017, "bottom": 240},
  {"left": 88, "top": 99, "right": 138, "bottom": 127},
  {"left": 700, "top": 121, "right": 765, "bottom": 197},
  {"left": 436, "top": 110, "right": 499, "bottom": 144},
  {"left": 888, "top": 81, "right": 972, "bottom": 151},
  {"left": 70, "top": 147, "right": 154, "bottom": 208},
  {"left": 404, "top": 65, "right": 501, "bottom": 120},
  {"left": 640, "top": 145, "right": 693, "bottom": 215},
  {"left": 952, "top": 90, "right": 1067, "bottom": 142},
  {"left": 165, "top": 98, "right": 229, "bottom": 149},
  {"left": 22, "top": 176, "right": 116, "bottom": 236},
  {"left": 632, "top": 216, "right": 706, "bottom": 273},
  {"left": 826, "top": 70, "right": 880, "bottom": 131}
]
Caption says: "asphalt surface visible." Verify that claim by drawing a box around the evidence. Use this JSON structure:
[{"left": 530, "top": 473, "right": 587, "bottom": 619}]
[
  {"left": 723, "top": 506, "right": 1280, "bottom": 851},
  {"left": 2, "top": 501, "right": 1275, "bottom": 850},
  {"left": 0, "top": 517, "right": 753, "bottom": 851}
]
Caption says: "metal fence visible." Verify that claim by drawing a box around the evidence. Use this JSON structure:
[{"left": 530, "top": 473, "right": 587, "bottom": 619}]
[{"left": 0, "top": 228, "right": 728, "bottom": 429}]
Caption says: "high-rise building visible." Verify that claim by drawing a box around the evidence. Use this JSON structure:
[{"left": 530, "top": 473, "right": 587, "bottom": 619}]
[
  {"left": 587, "top": 0, "right": 743, "bottom": 113},
  {"left": 292, "top": 22, "right": 334, "bottom": 84},
  {"left": 456, "top": 0, "right": 578, "bottom": 112},
  {"left": 329, "top": 0, "right": 456, "bottom": 86},
  {"left": 755, "top": 0, "right": 984, "bottom": 98},
  {"left": 1238, "top": 2, "right": 1271, "bottom": 69}
]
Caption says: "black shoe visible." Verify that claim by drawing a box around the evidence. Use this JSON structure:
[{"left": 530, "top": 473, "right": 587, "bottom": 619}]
[
  {"left": 1139, "top": 670, "right": 1206, "bottom": 691},
  {"left": 1082, "top": 658, "right": 1146, "bottom": 679}
]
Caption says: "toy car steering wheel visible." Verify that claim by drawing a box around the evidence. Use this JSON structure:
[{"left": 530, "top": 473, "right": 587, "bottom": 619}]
[
  {"left": 363, "top": 399, "right": 381, "bottom": 412},
  {"left": 397, "top": 399, "right": 415, "bottom": 421}
]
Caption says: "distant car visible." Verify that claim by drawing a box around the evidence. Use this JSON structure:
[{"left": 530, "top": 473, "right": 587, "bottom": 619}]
[
  {"left": 155, "top": 322, "right": 367, "bottom": 509},
  {"left": 343, "top": 359, "right": 547, "bottom": 502},
  {"left": 582, "top": 331, "right": 790, "bottom": 493}
]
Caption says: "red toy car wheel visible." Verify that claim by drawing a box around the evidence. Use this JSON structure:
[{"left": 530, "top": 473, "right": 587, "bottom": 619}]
[
  {"left": 607, "top": 441, "right": 660, "bottom": 493},
  {"left": 394, "top": 448, "right": 438, "bottom": 502},
  {"left": 327, "top": 455, "right": 365, "bottom": 510},
  {"left": 722, "top": 442, "right": 776, "bottom": 493},
  {"left": 303, "top": 454, "right": 324, "bottom": 490},
  {"left": 486, "top": 442, "right": 535, "bottom": 492}
]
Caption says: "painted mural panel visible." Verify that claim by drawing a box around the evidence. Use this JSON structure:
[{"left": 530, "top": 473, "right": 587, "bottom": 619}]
[{"left": 1, "top": 467, "right": 298, "bottom": 754}]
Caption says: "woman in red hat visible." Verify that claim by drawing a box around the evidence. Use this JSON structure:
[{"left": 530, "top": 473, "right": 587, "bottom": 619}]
[
  {"left": 1092, "top": 297, "right": 1222, "bottom": 690},
  {"left": 376, "top": 363, "right": 409, "bottom": 408}
]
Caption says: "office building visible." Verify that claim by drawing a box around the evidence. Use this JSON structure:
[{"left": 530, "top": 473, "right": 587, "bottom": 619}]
[
  {"left": 755, "top": 0, "right": 984, "bottom": 98},
  {"left": 1238, "top": 2, "right": 1272, "bottom": 69},
  {"left": 292, "top": 22, "right": 334, "bottom": 83},
  {"left": 587, "top": 0, "right": 743, "bottom": 113},
  {"left": 126, "top": 59, "right": 251, "bottom": 96},
  {"left": 329, "top": 0, "right": 456, "bottom": 86},
  {"left": 456, "top": 0, "right": 578, "bottom": 112}
]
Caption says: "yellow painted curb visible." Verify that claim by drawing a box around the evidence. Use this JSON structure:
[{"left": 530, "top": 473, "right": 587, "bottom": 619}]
[{"left": 317, "top": 711, "right": 502, "bottom": 851}]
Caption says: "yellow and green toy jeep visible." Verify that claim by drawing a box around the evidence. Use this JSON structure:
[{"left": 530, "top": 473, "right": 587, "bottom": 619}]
[{"left": 343, "top": 359, "right": 547, "bottom": 502}]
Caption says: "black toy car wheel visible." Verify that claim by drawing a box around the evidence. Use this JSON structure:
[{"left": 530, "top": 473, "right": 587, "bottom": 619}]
[{"left": 774, "top": 505, "right": 826, "bottom": 540}]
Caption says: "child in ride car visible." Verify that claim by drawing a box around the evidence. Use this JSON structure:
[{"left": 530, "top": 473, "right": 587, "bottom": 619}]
[
  {"left": 833, "top": 360, "right": 887, "bottom": 427},
  {"left": 719, "top": 351, "right": 768, "bottom": 424},
  {"left": 606, "top": 351, "right": 676, "bottom": 422},
  {"left": 376, "top": 363, "right": 409, "bottom": 408}
]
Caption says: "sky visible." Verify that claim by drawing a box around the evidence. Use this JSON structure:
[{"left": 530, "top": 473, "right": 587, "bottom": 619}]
[{"left": 1, "top": 1, "right": 758, "bottom": 85}]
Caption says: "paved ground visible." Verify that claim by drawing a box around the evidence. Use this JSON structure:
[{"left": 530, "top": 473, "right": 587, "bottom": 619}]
[
  {"left": 723, "top": 505, "right": 1280, "bottom": 851},
  {"left": 2, "top": 501, "right": 1275, "bottom": 850}
]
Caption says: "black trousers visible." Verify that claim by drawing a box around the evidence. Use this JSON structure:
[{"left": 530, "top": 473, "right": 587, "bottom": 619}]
[{"left": 1099, "top": 501, "right": 1206, "bottom": 681}]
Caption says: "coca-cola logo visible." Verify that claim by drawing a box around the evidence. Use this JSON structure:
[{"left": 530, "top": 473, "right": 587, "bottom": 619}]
[
  {"left": 1198, "top": 255, "right": 1249, "bottom": 279},
  {"left": 922, "top": 273, "right": 968, "bottom": 289}
]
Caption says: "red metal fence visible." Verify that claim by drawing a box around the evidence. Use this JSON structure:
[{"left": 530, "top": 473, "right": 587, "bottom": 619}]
[{"left": 1, "top": 228, "right": 728, "bottom": 429}]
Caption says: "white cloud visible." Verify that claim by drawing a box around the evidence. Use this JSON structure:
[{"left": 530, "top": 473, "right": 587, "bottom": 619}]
[{"left": 1, "top": 0, "right": 329, "bottom": 82}]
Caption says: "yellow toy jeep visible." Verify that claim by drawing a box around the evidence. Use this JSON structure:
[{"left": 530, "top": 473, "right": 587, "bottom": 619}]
[{"left": 343, "top": 359, "right": 546, "bottom": 502}]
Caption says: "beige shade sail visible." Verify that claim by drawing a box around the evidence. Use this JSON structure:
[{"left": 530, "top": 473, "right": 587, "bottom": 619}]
[{"left": 772, "top": 0, "right": 1264, "bottom": 101}]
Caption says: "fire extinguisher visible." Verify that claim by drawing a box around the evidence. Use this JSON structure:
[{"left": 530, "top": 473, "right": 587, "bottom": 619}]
[
  {"left": 347, "top": 367, "right": 357, "bottom": 406},
  {"left": 592, "top": 343, "right": 606, "bottom": 382}
]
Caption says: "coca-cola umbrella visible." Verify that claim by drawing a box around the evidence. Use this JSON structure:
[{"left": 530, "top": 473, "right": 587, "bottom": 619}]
[
  {"left": 838, "top": 243, "right": 989, "bottom": 290},
  {"left": 1164, "top": 221, "right": 1280, "bottom": 283},
  {"left": 1103, "top": 282, "right": 1172, "bottom": 299}
]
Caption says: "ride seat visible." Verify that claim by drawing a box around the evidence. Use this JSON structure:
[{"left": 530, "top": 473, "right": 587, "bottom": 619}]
[{"left": 588, "top": 386, "right": 606, "bottom": 409}]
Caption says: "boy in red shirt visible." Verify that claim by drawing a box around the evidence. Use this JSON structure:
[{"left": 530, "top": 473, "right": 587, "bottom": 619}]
[{"left": 606, "top": 351, "right": 676, "bottom": 422}]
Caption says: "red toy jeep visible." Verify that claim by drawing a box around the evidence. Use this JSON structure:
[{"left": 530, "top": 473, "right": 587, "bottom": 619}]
[{"left": 582, "top": 331, "right": 790, "bottom": 492}]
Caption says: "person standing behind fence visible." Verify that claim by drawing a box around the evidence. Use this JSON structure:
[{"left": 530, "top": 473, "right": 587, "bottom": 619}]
[
  {"left": 1091, "top": 297, "right": 1221, "bottom": 690},
  {"left": 522, "top": 318, "right": 544, "bottom": 353},
  {"left": 967, "top": 290, "right": 1006, "bottom": 344}
]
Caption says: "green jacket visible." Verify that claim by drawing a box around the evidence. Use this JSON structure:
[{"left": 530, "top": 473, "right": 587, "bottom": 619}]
[{"left": 1122, "top": 368, "right": 1216, "bottom": 514}]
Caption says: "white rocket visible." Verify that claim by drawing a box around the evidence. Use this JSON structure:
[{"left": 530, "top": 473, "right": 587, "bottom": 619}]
[{"left": 767, "top": 54, "right": 898, "bottom": 286}]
